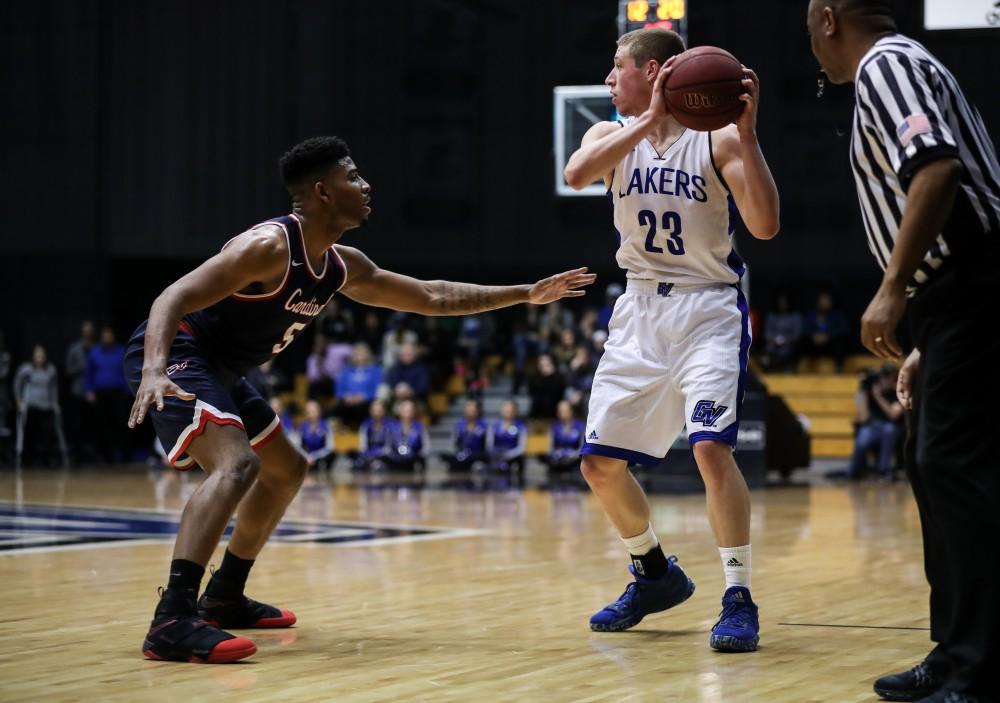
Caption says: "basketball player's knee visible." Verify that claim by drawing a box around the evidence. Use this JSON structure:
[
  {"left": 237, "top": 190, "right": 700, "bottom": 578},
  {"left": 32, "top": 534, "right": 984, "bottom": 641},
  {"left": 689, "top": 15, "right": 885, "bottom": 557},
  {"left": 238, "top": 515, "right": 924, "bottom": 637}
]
[
  {"left": 692, "top": 441, "right": 735, "bottom": 483},
  {"left": 580, "top": 456, "right": 614, "bottom": 489},
  {"left": 219, "top": 452, "right": 261, "bottom": 491}
]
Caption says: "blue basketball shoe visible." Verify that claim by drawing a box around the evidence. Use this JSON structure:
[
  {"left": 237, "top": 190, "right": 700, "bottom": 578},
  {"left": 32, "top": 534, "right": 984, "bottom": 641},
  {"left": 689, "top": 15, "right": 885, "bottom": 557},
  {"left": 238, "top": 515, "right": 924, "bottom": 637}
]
[
  {"left": 589, "top": 556, "right": 696, "bottom": 632},
  {"left": 709, "top": 586, "right": 760, "bottom": 652}
]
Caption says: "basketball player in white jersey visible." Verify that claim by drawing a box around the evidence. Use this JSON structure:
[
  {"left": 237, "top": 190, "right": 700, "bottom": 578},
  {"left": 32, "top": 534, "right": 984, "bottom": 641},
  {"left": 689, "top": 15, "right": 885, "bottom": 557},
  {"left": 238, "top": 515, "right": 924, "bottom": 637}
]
[{"left": 564, "top": 28, "right": 779, "bottom": 651}]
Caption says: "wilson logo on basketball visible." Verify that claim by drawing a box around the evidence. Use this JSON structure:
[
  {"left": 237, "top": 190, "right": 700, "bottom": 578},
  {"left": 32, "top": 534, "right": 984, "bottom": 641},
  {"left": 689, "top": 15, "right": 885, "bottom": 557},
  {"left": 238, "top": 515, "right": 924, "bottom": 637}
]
[{"left": 683, "top": 92, "right": 721, "bottom": 110}]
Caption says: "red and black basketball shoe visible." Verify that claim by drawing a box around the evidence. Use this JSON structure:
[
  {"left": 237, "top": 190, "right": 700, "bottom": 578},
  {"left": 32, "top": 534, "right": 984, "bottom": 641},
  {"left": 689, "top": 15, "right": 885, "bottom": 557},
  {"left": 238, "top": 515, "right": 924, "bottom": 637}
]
[
  {"left": 198, "top": 593, "right": 297, "bottom": 629},
  {"left": 142, "top": 615, "right": 257, "bottom": 663}
]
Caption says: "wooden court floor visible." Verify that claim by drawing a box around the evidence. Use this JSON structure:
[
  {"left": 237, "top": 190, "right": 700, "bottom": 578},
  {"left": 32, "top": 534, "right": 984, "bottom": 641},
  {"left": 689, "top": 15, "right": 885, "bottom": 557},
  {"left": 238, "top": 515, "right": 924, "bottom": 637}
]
[{"left": 0, "top": 467, "right": 930, "bottom": 703}]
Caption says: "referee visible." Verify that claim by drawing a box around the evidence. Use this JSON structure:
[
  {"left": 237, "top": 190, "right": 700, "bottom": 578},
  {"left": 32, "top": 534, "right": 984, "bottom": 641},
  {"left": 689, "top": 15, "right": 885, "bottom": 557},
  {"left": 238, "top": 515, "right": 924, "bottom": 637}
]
[{"left": 807, "top": 2, "right": 1000, "bottom": 702}]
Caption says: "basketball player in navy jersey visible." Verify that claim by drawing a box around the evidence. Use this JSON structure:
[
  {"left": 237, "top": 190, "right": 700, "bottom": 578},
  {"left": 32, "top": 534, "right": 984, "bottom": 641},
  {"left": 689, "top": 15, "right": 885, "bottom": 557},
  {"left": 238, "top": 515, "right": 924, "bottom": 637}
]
[
  {"left": 564, "top": 28, "right": 780, "bottom": 651},
  {"left": 125, "top": 136, "right": 595, "bottom": 663}
]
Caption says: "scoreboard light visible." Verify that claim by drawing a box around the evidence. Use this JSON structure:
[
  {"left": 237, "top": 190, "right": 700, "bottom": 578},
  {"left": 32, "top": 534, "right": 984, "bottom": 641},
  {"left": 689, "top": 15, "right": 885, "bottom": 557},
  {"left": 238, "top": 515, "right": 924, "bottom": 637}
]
[{"left": 619, "top": 0, "right": 687, "bottom": 43}]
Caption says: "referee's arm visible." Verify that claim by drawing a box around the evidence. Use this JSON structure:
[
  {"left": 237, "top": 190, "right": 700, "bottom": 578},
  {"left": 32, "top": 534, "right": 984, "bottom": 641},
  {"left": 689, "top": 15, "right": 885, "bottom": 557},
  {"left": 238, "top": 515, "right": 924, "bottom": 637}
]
[{"left": 856, "top": 55, "right": 963, "bottom": 358}]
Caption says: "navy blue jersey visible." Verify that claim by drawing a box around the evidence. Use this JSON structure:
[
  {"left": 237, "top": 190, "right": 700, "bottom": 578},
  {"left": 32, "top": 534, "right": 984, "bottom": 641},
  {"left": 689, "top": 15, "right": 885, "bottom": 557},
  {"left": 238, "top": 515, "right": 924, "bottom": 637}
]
[
  {"left": 360, "top": 418, "right": 397, "bottom": 458},
  {"left": 393, "top": 420, "right": 427, "bottom": 457},
  {"left": 299, "top": 419, "right": 332, "bottom": 454},
  {"left": 183, "top": 214, "right": 347, "bottom": 371},
  {"left": 454, "top": 419, "right": 488, "bottom": 454}
]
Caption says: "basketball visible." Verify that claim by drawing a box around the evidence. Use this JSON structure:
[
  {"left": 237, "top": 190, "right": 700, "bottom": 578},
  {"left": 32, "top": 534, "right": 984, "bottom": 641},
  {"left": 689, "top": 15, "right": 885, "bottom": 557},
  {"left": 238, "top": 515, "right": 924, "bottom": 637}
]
[{"left": 664, "top": 46, "right": 746, "bottom": 132}]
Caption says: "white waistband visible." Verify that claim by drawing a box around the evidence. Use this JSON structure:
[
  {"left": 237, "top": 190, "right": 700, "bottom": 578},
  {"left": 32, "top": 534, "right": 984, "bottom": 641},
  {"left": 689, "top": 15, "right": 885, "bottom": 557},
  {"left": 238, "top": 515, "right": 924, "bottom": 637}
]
[{"left": 625, "top": 278, "right": 731, "bottom": 296}]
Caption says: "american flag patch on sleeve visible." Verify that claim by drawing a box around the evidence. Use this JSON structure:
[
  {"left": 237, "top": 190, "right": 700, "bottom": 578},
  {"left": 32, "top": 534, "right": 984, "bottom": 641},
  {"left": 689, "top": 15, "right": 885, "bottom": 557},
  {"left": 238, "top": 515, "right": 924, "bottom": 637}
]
[{"left": 896, "top": 114, "right": 932, "bottom": 147}]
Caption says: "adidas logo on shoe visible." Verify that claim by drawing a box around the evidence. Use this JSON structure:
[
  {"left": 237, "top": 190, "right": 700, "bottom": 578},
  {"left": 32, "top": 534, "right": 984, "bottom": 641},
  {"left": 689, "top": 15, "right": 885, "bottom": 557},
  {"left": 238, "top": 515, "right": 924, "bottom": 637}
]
[
  {"left": 588, "top": 430, "right": 599, "bottom": 440},
  {"left": 731, "top": 590, "right": 745, "bottom": 602},
  {"left": 726, "top": 558, "right": 743, "bottom": 567}
]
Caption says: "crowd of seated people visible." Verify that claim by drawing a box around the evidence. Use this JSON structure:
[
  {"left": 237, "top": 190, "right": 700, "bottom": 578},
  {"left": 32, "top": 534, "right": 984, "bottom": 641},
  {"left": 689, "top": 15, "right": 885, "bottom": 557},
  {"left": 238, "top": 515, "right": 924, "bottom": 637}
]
[{"left": 758, "top": 290, "right": 851, "bottom": 373}]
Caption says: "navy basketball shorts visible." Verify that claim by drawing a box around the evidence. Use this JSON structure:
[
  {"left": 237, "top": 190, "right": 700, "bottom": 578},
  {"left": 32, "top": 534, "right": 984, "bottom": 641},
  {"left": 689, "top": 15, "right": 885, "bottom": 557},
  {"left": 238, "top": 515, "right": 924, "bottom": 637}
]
[{"left": 124, "top": 321, "right": 281, "bottom": 470}]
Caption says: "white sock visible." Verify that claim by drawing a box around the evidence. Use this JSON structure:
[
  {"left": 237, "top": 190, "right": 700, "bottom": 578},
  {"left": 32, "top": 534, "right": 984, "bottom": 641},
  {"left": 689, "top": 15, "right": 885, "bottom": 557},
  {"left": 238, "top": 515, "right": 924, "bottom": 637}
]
[
  {"left": 719, "top": 545, "right": 751, "bottom": 589},
  {"left": 621, "top": 523, "right": 658, "bottom": 556}
]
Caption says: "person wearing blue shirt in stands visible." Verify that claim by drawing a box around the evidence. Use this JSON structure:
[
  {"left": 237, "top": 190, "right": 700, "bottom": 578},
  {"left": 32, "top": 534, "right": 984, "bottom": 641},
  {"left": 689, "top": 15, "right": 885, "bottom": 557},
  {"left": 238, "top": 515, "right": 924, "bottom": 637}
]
[
  {"left": 547, "top": 400, "right": 585, "bottom": 477},
  {"left": 297, "top": 400, "right": 335, "bottom": 472},
  {"left": 86, "top": 326, "right": 129, "bottom": 462},
  {"left": 335, "top": 342, "right": 382, "bottom": 427},
  {"left": 355, "top": 399, "right": 397, "bottom": 471},
  {"left": 488, "top": 399, "right": 527, "bottom": 479},
  {"left": 390, "top": 399, "right": 430, "bottom": 473},
  {"left": 448, "top": 398, "right": 488, "bottom": 472}
]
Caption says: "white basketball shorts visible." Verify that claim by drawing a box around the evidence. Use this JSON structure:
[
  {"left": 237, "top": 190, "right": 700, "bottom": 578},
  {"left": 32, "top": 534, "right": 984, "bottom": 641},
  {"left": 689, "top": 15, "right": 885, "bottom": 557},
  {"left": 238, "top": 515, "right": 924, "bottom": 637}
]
[{"left": 581, "top": 279, "right": 751, "bottom": 466}]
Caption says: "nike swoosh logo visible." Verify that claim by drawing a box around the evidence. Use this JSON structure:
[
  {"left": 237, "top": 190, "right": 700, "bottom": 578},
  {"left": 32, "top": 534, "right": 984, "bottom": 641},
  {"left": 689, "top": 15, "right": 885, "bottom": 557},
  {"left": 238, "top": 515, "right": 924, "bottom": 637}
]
[{"left": 291, "top": 261, "right": 303, "bottom": 267}]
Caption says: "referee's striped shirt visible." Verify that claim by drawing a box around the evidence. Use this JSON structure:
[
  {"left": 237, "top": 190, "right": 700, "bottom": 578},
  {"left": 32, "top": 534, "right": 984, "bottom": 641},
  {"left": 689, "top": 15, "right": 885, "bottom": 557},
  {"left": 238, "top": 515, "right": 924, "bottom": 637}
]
[{"left": 851, "top": 34, "right": 1000, "bottom": 296}]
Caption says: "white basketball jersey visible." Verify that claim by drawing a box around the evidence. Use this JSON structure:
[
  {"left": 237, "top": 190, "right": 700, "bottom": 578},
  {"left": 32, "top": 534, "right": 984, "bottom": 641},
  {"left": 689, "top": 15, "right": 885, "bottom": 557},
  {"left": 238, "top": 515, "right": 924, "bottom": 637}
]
[{"left": 608, "top": 120, "right": 743, "bottom": 286}]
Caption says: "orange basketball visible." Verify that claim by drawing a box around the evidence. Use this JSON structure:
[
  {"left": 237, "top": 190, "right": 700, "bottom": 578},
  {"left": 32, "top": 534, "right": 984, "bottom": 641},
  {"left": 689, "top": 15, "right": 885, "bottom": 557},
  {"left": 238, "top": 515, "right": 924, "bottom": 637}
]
[{"left": 664, "top": 46, "right": 746, "bottom": 132}]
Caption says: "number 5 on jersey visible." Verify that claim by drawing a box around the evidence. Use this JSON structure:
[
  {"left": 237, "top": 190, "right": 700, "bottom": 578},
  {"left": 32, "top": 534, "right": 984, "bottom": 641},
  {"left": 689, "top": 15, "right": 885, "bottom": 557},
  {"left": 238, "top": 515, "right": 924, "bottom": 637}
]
[
  {"left": 639, "top": 209, "right": 685, "bottom": 256},
  {"left": 273, "top": 321, "right": 307, "bottom": 354}
]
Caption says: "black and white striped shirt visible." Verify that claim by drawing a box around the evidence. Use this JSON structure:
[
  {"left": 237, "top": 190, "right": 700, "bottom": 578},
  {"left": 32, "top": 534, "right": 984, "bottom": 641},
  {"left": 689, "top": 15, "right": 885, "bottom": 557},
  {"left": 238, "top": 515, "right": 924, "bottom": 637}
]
[{"left": 851, "top": 34, "right": 1000, "bottom": 295}]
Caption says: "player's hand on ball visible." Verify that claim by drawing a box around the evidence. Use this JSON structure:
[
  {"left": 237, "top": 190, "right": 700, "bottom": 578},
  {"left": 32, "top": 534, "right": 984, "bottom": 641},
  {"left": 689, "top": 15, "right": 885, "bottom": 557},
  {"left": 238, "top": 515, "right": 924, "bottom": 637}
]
[
  {"left": 650, "top": 56, "right": 676, "bottom": 119},
  {"left": 128, "top": 370, "right": 196, "bottom": 428},
  {"left": 528, "top": 267, "right": 597, "bottom": 304},
  {"left": 735, "top": 65, "right": 759, "bottom": 137}
]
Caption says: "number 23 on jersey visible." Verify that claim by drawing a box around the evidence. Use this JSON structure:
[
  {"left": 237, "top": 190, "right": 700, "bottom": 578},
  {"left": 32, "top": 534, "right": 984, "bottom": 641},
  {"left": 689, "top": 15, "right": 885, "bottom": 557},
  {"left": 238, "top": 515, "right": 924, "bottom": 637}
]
[{"left": 639, "top": 210, "right": 685, "bottom": 256}]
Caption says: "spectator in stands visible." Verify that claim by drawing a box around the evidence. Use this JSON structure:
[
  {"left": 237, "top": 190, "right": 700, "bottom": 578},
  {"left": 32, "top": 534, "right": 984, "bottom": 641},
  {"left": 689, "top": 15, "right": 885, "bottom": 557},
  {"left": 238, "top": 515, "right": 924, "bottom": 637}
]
[
  {"left": 762, "top": 292, "right": 803, "bottom": 372},
  {"left": 63, "top": 319, "right": 96, "bottom": 460},
  {"left": 358, "top": 310, "right": 384, "bottom": 359},
  {"left": 335, "top": 342, "right": 382, "bottom": 427},
  {"left": 14, "top": 345, "right": 65, "bottom": 466},
  {"left": 565, "top": 344, "right": 597, "bottom": 415},
  {"left": 528, "top": 353, "right": 565, "bottom": 420},
  {"left": 551, "top": 327, "right": 578, "bottom": 374},
  {"left": 848, "top": 364, "right": 905, "bottom": 481},
  {"left": 419, "top": 316, "right": 455, "bottom": 389},
  {"left": 447, "top": 398, "right": 488, "bottom": 472},
  {"left": 381, "top": 312, "right": 419, "bottom": 369},
  {"left": 390, "top": 399, "right": 430, "bottom": 473},
  {"left": 802, "top": 291, "right": 849, "bottom": 371},
  {"left": 591, "top": 329, "right": 608, "bottom": 362},
  {"left": 546, "top": 399, "right": 585, "bottom": 476},
  {"left": 85, "top": 326, "right": 129, "bottom": 463},
  {"left": 355, "top": 399, "right": 397, "bottom": 472},
  {"left": 538, "top": 300, "right": 575, "bottom": 350},
  {"left": 385, "top": 342, "right": 430, "bottom": 403},
  {"left": 306, "top": 334, "right": 335, "bottom": 401},
  {"left": 318, "top": 297, "right": 355, "bottom": 342},
  {"left": 457, "top": 314, "right": 494, "bottom": 366},
  {"left": 488, "top": 399, "right": 527, "bottom": 479},
  {"left": 296, "top": 399, "right": 335, "bottom": 472},
  {"left": 597, "top": 282, "right": 624, "bottom": 332},
  {"left": 578, "top": 308, "right": 599, "bottom": 343},
  {"left": 511, "top": 312, "right": 541, "bottom": 394}
]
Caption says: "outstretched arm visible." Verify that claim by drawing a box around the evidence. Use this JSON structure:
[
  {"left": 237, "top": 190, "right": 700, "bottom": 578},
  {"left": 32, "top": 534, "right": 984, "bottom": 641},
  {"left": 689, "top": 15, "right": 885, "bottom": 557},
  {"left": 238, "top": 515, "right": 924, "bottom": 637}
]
[
  {"left": 713, "top": 67, "right": 780, "bottom": 240},
  {"left": 336, "top": 246, "right": 596, "bottom": 315}
]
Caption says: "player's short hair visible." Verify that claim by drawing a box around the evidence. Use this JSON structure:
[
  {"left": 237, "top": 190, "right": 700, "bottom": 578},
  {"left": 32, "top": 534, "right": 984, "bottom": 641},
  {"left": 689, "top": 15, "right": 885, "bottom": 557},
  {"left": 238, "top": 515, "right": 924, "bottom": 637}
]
[
  {"left": 279, "top": 136, "right": 351, "bottom": 191},
  {"left": 617, "top": 28, "right": 686, "bottom": 67}
]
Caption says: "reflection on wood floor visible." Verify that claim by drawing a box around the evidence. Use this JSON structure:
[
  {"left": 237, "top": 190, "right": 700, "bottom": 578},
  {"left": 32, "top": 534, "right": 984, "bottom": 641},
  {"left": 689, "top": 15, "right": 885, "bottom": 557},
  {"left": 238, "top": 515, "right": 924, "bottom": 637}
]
[{"left": 0, "top": 466, "right": 929, "bottom": 703}]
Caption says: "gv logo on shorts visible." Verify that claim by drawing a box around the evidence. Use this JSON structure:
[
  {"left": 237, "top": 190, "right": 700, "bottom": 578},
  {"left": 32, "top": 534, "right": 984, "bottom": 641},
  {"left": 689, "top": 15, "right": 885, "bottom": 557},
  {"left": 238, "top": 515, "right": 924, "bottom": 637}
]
[{"left": 691, "top": 400, "right": 728, "bottom": 427}]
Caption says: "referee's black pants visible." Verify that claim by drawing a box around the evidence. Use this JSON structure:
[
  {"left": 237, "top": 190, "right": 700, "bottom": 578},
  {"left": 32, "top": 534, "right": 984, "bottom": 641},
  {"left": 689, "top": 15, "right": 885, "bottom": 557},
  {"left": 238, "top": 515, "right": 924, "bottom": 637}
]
[{"left": 907, "top": 261, "right": 1000, "bottom": 698}]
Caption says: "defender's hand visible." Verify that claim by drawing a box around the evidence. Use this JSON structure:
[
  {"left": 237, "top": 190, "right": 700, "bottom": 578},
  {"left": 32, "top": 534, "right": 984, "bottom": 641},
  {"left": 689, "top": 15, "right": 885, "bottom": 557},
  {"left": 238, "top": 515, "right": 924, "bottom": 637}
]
[
  {"left": 528, "top": 267, "right": 597, "bottom": 305},
  {"left": 735, "top": 65, "right": 760, "bottom": 138},
  {"left": 128, "top": 369, "right": 196, "bottom": 428}
]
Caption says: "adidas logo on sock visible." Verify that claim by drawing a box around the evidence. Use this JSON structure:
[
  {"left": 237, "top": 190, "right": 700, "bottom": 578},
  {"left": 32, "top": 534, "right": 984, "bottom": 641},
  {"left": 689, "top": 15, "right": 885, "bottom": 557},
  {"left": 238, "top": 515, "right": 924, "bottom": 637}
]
[
  {"left": 588, "top": 430, "right": 599, "bottom": 440},
  {"left": 726, "top": 558, "right": 743, "bottom": 567}
]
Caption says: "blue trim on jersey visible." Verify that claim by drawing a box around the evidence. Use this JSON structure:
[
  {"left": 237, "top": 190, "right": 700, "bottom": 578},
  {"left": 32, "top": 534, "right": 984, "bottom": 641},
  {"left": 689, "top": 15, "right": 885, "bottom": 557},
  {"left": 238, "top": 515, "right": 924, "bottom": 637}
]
[
  {"left": 581, "top": 442, "right": 661, "bottom": 467},
  {"left": 726, "top": 247, "right": 746, "bottom": 278},
  {"left": 689, "top": 284, "right": 751, "bottom": 449},
  {"left": 727, "top": 194, "right": 738, "bottom": 236}
]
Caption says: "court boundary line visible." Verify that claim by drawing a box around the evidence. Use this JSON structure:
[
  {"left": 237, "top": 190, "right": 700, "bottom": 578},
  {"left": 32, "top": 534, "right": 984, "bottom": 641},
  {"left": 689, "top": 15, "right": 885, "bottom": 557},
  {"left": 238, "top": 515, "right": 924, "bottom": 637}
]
[{"left": 779, "top": 622, "right": 930, "bottom": 631}]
